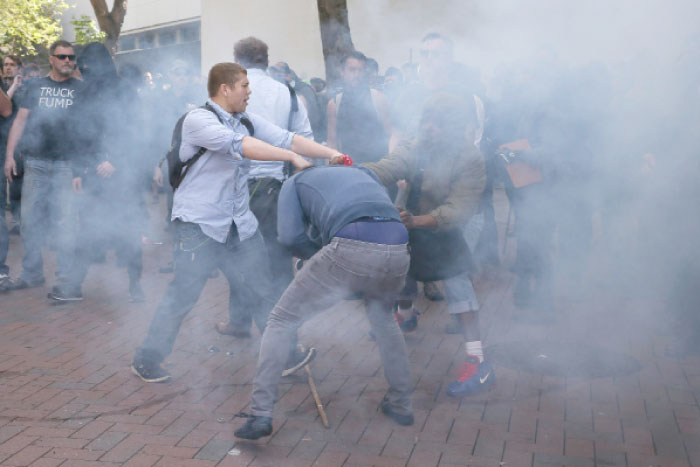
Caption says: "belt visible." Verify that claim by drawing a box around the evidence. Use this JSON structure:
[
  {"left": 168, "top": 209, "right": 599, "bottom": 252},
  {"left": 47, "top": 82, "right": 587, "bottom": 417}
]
[{"left": 334, "top": 219, "right": 408, "bottom": 245}]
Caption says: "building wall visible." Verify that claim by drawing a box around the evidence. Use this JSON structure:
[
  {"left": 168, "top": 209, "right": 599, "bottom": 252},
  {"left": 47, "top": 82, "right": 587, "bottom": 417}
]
[
  {"left": 200, "top": 0, "right": 700, "bottom": 84},
  {"left": 62, "top": 0, "right": 201, "bottom": 40},
  {"left": 120, "top": 0, "right": 201, "bottom": 33},
  {"left": 200, "top": 0, "right": 445, "bottom": 79},
  {"left": 201, "top": 0, "right": 325, "bottom": 79}
]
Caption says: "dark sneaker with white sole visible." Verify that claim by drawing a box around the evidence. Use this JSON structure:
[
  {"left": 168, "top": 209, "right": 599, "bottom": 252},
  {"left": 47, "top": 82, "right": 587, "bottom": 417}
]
[
  {"left": 131, "top": 360, "right": 171, "bottom": 383},
  {"left": 446, "top": 359, "right": 495, "bottom": 396},
  {"left": 47, "top": 286, "right": 83, "bottom": 302},
  {"left": 380, "top": 396, "right": 414, "bottom": 426},
  {"left": 234, "top": 413, "right": 273, "bottom": 439}
]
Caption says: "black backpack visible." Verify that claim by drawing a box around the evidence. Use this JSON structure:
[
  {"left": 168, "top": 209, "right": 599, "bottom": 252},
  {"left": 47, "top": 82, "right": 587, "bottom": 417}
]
[{"left": 166, "top": 103, "right": 255, "bottom": 189}]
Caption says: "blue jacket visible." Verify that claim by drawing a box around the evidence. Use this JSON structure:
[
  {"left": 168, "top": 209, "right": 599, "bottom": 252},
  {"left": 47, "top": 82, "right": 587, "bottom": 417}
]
[{"left": 277, "top": 166, "right": 400, "bottom": 259}]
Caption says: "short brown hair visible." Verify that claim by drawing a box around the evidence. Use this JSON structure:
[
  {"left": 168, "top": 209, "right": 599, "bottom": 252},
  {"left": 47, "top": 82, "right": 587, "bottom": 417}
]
[
  {"left": 207, "top": 62, "right": 247, "bottom": 97},
  {"left": 49, "top": 40, "right": 73, "bottom": 55},
  {"left": 3, "top": 55, "right": 21, "bottom": 67},
  {"left": 233, "top": 37, "right": 268, "bottom": 69}
]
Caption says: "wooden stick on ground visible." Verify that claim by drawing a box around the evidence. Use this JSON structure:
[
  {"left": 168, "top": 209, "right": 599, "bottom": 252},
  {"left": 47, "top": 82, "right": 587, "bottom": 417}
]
[{"left": 304, "top": 365, "right": 329, "bottom": 428}]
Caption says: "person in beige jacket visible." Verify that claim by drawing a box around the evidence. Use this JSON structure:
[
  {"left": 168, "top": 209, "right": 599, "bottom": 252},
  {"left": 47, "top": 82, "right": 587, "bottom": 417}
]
[{"left": 362, "top": 93, "right": 493, "bottom": 396}]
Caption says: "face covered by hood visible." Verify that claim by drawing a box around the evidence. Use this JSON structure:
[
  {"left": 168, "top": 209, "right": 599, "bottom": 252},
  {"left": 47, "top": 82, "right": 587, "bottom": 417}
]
[{"left": 78, "top": 42, "right": 117, "bottom": 81}]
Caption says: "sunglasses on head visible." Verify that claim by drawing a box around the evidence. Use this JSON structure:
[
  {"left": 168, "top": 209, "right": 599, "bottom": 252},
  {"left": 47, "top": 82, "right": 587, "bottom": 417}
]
[{"left": 52, "top": 54, "right": 76, "bottom": 61}]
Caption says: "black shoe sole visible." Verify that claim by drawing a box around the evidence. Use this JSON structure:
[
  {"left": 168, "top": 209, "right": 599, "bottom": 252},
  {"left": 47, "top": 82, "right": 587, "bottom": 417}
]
[
  {"left": 234, "top": 425, "right": 273, "bottom": 440},
  {"left": 47, "top": 293, "right": 83, "bottom": 303},
  {"left": 130, "top": 364, "right": 171, "bottom": 383}
]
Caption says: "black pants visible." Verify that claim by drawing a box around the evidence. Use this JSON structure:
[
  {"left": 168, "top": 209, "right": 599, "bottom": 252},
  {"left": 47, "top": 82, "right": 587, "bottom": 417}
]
[
  {"left": 248, "top": 178, "right": 293, "bottom": 298},
  {"left": 71, "top": 181, "right": 145, "bottom": 291}
]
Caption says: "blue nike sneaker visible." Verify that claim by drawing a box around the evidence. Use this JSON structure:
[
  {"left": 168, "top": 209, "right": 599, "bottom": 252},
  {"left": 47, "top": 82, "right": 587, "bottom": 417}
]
[{"left": 446, "top": 359, "right": 495, "bottom": 396}]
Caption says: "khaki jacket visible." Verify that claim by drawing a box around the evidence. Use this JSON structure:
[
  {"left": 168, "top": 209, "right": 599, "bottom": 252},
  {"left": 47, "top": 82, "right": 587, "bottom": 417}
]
[{"left": 364, "top": 139, "right": 486, "bottom": 231}]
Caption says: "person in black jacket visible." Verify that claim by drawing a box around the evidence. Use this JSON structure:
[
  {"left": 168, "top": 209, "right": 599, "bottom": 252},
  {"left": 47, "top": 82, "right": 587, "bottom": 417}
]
[{"left": 66, "top": 42, "right": 148, "bottom": 302}]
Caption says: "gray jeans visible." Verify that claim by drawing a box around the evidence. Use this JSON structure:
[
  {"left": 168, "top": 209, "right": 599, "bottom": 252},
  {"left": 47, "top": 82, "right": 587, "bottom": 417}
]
[{"left": 251, "top": 237, "right": 413, "bottom": 418}]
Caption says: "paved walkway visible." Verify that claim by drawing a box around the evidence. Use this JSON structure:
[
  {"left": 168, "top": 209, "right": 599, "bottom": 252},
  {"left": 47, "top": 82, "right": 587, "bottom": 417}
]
[{"left": 0, "top": 190, "right": 697, "bottom": 466}]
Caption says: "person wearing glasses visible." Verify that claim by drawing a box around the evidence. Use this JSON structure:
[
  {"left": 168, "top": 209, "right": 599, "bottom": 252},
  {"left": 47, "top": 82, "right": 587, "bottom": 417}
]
[{"left": 3, "top": 40, "right": 84, "bottom": 300}]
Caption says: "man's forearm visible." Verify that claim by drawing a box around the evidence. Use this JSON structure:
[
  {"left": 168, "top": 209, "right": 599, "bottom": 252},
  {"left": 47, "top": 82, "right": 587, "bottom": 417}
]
[
  {"left": 242, "top": 136, "right": 296, "bottom": 163},
  {"left": 290, "top": 134, "right": 341, "bottom": 160}
]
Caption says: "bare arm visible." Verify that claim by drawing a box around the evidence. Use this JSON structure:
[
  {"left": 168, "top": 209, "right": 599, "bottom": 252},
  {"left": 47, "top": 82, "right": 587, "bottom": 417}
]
[
  {"left": 0, "top": 88, "right": 11, "bottom": 118},
  {"left": 4, "top": 108, "right": 29, "bottom": 181},
  {"left": 7, "top": 75, "right": 22, "bottom": 99},
  {"left": 241, "top": 136, "right": 311, "bottom": 170},
  {"left": 290, "top": 134, "right": 341, "bottom": 161},
  {"left": 326, "top": 97, "right": 337, "bottom": 149}
]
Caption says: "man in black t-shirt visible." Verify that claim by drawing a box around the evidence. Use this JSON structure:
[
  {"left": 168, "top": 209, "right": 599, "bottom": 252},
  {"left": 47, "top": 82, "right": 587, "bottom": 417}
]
[{"left": 4, "top": 40, "right": 84, "bottom": 300}]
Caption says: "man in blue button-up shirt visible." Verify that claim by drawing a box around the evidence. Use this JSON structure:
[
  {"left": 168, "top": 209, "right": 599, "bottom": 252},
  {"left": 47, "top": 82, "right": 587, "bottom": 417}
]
[{"left": 131, "top": 63, "right": 342, "bottom": 383}]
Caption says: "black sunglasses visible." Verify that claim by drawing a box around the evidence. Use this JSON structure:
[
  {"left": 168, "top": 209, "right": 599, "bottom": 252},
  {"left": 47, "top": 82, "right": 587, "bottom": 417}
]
[{"left": 52, "top": 54, "right": 76, "bottom": 61}]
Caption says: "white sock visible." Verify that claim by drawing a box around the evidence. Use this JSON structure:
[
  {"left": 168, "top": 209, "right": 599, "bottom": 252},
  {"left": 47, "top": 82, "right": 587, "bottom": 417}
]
[{"left": 466, "top": 341, "right": 484, "bottom": 362}]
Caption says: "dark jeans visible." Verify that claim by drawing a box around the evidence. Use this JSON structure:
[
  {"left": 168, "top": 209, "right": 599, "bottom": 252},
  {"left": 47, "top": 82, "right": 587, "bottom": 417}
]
[{"left": 135, "top": 221, "right": 276, "bottom": 364}]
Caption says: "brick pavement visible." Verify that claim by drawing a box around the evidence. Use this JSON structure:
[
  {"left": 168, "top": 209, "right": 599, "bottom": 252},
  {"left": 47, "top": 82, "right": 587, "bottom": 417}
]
[{"left": 0, "top": 190, "right": 697, "bottom": 466}]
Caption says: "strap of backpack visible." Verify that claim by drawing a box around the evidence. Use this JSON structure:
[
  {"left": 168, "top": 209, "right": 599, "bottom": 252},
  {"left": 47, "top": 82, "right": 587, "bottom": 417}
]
[{"left": 178, "top": 104, "right": 225, "bottom": 185}]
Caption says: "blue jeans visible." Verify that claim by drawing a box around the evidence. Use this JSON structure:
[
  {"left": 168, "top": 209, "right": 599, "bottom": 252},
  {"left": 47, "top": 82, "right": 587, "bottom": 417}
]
[
  {"left": 19, "top": 158, "right": 76, "bottom": 285},
  {"left": 135, "top": 221, "right": 276, "bottom": 364}
]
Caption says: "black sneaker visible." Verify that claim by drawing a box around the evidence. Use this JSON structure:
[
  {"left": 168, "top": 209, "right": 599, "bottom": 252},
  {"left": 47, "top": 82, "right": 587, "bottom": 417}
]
[
  {"left": 8, "top": 278, "right": 45, "bottom": 291},
  {"left": 234, "top": 413, "right": 273, "bottom": 440},
  {"left": 380, "top": 396, "right": 414, "bottom": 426},
  {"left": 47, "top": 286, "right": 83, "bottom": 303},
  {"left": 282, "top": 345, "right": 316, "bottom": 376},
  {"left": 131, "top": 360, "right": 171, "bottom": 383}
]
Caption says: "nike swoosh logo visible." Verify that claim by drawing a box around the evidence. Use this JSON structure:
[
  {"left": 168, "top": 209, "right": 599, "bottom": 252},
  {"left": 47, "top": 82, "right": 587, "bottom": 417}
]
[{"left": 480, "top": 372, "right": 491, "bottom": 384}]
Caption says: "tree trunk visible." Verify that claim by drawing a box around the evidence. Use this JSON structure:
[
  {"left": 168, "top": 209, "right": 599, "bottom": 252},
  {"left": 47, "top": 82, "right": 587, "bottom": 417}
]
[
  {"left": 90, "top": 0, "right": 128, "bottom": 54},
  {"left": 316, "top": 0, "right": 354, "bottom": 85}
]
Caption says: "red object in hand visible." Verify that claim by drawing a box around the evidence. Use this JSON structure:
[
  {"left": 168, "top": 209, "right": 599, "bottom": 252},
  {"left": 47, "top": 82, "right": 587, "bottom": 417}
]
[{"left": 341, "top": 154, "right": 353, "bottom": 166}]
